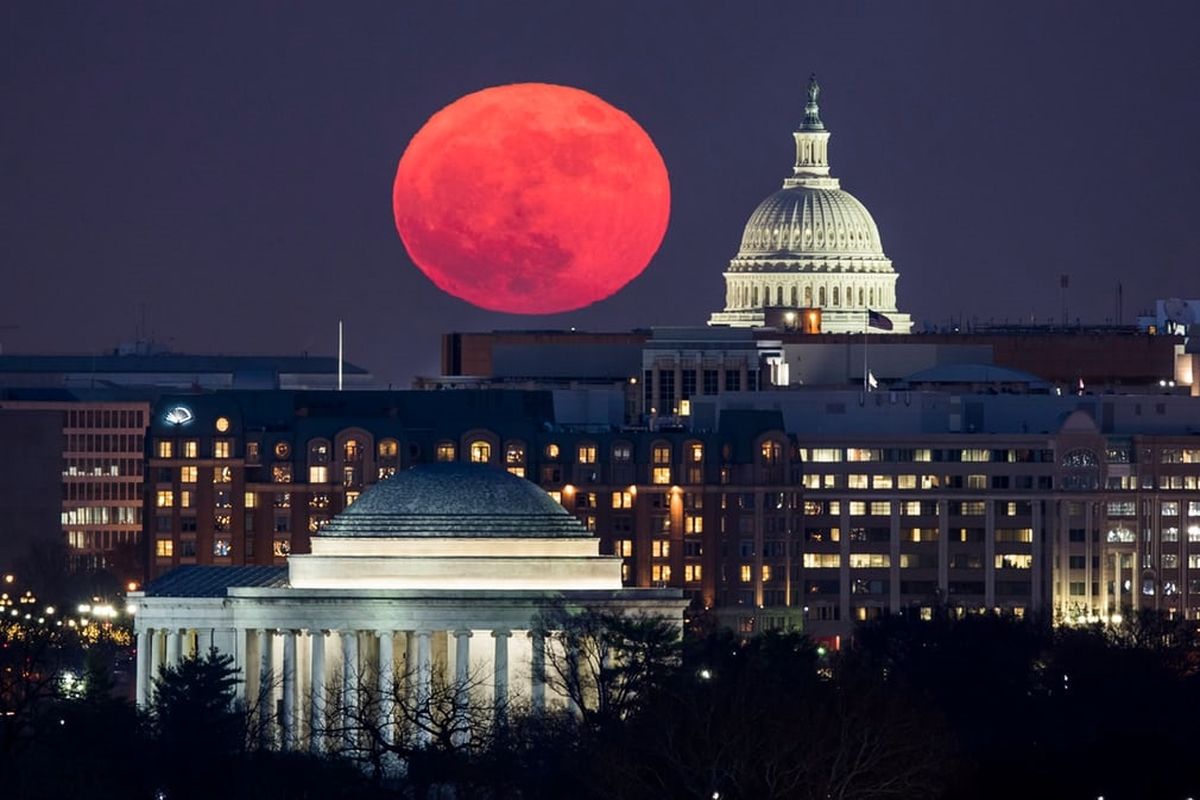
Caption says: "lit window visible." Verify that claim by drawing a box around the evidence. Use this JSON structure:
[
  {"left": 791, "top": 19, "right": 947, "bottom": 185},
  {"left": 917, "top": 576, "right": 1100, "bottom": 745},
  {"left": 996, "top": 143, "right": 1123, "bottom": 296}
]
[
  {"left": 213, "top": 538, "right": 231, "bottom": 557},
  {"left": 469, "top": 441, "right": 492, "bottom": 463},
  {"left": 180, "top": 466, "right": 197, "bottom": 483},
  {"left": 803, "top": 553, "right": 841, "bottom": 568},
  {"left": 548, "top": 490, "right": 562, "bottom": 505},
  {"left": 506, "top": 466, "right": 525, "bottom": 478},
  {"left": 179, "top": 490, "right": 193, "bottom": 508},
  {"left": 688, "top": 443, "right": 704, "bottom": 463},
  {"left": 652, "top": 467, "right": 671, "bottom": 485},
  {"left": 612, "top": 491, "right": 634, "bottom": 509},
  {"left": 273, "top": 538, "right": 291, "bottom": 557},
  {"left": 215, "top": 416, "right": 230, "bottom": 433},
  {"left": 155, "top": 538, "right": 174, "bottom": 557},
  {"left": 436, "top": 442, "right": 456, "bottom": 462},
  {"left": 760, "top": 441, "right": 782, "bottom": 465},
  {"left": 246, "top": 442, "right": 260, "bottom": 463},
  {"left": 897, "top": 475, "right": 916, "bottom": 489},
  {"left": 739, "top": 564, "right": 752, "bottom": 582},
  {"left": 214, "top": 439, "right": 231, "bottom": 459},
  {"left": 612, "top": 443, "right": 632, "bottom": 462},
  {"left": 652, "top": 541, "right": 670, "bottom": 558},
  {"left": 271, "top": 464, "right": 292, "bottom": 483},
  {"left": 182, "top": 440, "right": 198, "bottom": 458},
  {"left": 309, "top": 465, "right": 329, "bottom": 483},
  {"left": 155, "top": 490, "right": 174, "bottom": 508},
  {"left": 378, "top": 466, "right": 397, "bottom": 479},
  {"left": 156, "top": 440, "right": 173, "bottom": 458},
  {"left": 378, "top": 439, "right": 398, "bottom": 458},
  {"left": 995, "top": 554, "right": 1033, "bottom": 569},
  {"left": 343, "top": 440, "right": 362, "bottom": 460},
  {"left": 274, "top": 441, "right": 291, "bottom": 459},
  {"left": 684, "top": 564, "right": 702, "bottom": 582},
  {"left": 651, "top": 564, "right": 672, "bottom": 583},
  {"left": 577, "top": 444, "right": 597, "bottom": 465},
  {"left": 684, "top": 514, "right": 703, "bottom": 534},
  {"left": 244, "top": 492, "right": 257, "bottom": 508},
  {"left": 505, "top": 443, "right": 525, "bottom": 465},
  {"left": 545, "top": 443, "right": 560, "bottom": 459},
  {"left": 616, "top": 539, "right": 633, "bottom": 557},
  {"left": 849, "top": 553, "right": 891, "bottom": 568}
]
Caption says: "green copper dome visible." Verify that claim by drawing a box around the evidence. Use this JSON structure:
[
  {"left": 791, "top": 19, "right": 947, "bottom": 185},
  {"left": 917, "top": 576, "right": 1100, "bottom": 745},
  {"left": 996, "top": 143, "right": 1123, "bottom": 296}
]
[{"left": 318, "top": 463, "right": 588, "bottom": 538}]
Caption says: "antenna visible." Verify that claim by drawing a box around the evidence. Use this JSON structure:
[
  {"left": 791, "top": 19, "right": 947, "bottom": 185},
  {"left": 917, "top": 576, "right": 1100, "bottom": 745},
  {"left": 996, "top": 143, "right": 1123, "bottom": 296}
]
[{"left": 338, "top": 320, "right": 344, "bottom": 391}]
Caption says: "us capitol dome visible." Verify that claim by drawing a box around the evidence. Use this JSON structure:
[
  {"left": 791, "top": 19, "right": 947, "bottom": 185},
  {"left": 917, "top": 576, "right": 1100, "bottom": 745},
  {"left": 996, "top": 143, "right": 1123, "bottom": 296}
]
[{"left": 709, "top": 76, "right": 913, "bottom": 334}]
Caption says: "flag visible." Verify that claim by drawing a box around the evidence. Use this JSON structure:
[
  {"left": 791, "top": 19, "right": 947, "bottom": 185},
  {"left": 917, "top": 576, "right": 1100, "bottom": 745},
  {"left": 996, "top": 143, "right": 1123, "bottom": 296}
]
[
  {"left": 868, "top": 370, "right": 878, "bottom": 390},
  {"left": 867, "top": 309, "right": 893, "bottom": 331}
]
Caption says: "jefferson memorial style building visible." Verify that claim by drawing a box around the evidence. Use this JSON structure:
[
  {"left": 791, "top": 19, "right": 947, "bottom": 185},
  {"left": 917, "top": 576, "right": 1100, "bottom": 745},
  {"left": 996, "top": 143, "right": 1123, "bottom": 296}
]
[
  {"left": 132, "top": 464, "right": 686, "bottom": 748},
  {"left": 709, "top": 76, "right": 914, "bottom": 333}
]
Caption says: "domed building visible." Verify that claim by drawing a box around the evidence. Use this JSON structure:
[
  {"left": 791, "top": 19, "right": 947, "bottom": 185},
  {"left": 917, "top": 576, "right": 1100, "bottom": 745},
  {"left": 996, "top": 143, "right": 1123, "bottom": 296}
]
[
  {"left": 132, "top": 463, "right": 685, "bottom": 750},
  {"left": 709, "top": 76, "right": 913, "bottom": 333}
]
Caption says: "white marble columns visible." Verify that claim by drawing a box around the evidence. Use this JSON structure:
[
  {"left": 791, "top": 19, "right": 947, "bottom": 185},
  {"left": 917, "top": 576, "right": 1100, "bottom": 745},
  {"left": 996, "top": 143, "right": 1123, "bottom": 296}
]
[
  {"left": 309, "top": 630, "right": 327, "bottom": 752},
  {"left": 135, "top": 629, "right": 150, "bottom": 708},
  {"left": 376, "top": 631, "right": 395, "bottom": 749},
  {"left": 492, "top": 629, "right": 511, "bottom": 719},
  {"left": 341, "top": 631, "right": 359, "bottom": 751},
  {"left": 281, "top": 630, "right": 298, "bottom": 750}
]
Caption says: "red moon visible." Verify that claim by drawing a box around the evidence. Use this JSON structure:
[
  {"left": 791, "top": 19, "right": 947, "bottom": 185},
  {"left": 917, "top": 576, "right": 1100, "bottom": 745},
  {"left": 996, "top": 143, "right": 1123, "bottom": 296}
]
[{"left": 392, "top": 83, "right": 670, "bottom": 314}]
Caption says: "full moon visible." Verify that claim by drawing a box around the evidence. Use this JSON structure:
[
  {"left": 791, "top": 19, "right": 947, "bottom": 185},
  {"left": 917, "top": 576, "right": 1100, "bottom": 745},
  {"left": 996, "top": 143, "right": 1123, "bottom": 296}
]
[{"left": 393, "top": 83, "right": 671, "bottom": 314}]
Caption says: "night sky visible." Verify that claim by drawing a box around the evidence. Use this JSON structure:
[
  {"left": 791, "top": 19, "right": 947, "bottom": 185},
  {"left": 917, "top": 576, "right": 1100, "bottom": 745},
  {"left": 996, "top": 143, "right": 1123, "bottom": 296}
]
[{"left": 3, "top": 3, "right": 1199, "bottom": 384}]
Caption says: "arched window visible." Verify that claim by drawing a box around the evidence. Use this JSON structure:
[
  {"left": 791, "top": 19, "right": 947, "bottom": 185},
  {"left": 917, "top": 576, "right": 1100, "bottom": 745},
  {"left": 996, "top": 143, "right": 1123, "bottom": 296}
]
[
  {"left": 776, "top": 286, "right": 784, "bottom": 305},
  {"left": 436, "top": 441, "right": 456, "bottom": 462},
  {"left": 790, "top": 286, "right": 798, "bottom": 306},
  {"left": 469, "top": 440, "right": 492, "bottom": 464},
  {"left": 858, "top": 288, "right": 864, "bottom": 307},
  {"left": 818, "top": 286, "right": 826, "bottom": 306},
  {"left": 832, "top": 286, "right": 840, "bottom": 307},
  {"left": 804, "top": 285, "right": 813, "bottom": 306},
  {"left": 869, "top": 286, "right": 875, "bottom": 306},
  {"left": 377, "top": 439, "right": 398, "bottom": 458},
  {"left": 760, "top": 440, "right": 783, "bottom": 465},
  {"left": 752, "top": 285, "right": 760, "bottom": 307},
  {"left": 504, "top": 441, "right": 526, "bottom": 477}
]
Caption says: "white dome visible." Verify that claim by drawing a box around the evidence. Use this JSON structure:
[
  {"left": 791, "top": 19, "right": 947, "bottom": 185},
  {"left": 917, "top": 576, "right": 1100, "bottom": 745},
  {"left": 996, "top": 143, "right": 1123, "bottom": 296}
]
[{"left": 737, "top": 186, "right": 883, "bottom": 258}]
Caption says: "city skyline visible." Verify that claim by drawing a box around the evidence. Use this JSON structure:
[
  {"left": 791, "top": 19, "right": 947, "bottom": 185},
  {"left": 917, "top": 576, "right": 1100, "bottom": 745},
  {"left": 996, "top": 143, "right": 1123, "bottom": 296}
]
[{"left": 3, "top": 2, "right": 1199, "bottom": 384}]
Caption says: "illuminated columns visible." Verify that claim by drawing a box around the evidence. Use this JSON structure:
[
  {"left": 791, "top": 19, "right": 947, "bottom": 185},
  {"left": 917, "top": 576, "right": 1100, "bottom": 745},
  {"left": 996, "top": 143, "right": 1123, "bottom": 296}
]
[
  {"left": 135, "top": 628, "right": 150, "bottom": 708},
  {"left": 414, "top": 630, "right": 433, "bottom": 746},
  {"left": 281, "top": 630, "right": 298, "bottom": 750},
  {"left": 258, "top": 629, "right": 274, "bottom": 749},
  {"left": 492, "top": 629, "right": 511, "bottom": 721},
  {"left": 342, "top": 630, "right": 359, "bottom": 751},
  {"left": 376, "top": 631, "right": 395, "bottom": 749},
  {"left": 452, "top": 630, "right": 472, "bottom": 747},
  {"left": 309, "top": 630, "right": 327, "bottom": 753},
  {"left": 149, "top": 628, "right": 164, "bottom": 686},
  {"left": 166, "top": 628, "right": 181, "bottom": 666},
  {"left": 233, "top": 628, "right": 247, "bottom": 704},
  {"left": 529, "top": 629, "right": 546, "bottom": 714}
]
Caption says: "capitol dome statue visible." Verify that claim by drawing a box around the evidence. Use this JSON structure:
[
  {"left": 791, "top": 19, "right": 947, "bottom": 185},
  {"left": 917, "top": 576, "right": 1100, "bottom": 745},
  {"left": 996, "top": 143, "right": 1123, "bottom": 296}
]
[{"left": 709, "top": 76, "right": 913, "bottom": 333}]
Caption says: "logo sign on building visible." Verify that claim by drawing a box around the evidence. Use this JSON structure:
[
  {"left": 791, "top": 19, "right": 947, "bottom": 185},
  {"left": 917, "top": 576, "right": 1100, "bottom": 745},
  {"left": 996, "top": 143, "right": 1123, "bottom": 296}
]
[{"left": 164, "top": 406, "right": 195, "bottom": 426}]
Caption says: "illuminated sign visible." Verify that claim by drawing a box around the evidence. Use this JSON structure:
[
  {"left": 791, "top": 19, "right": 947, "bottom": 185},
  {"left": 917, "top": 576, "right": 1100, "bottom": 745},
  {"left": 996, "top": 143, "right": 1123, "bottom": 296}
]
[{"left": 164, "top": 406, "right": 195, "bottom": 426}]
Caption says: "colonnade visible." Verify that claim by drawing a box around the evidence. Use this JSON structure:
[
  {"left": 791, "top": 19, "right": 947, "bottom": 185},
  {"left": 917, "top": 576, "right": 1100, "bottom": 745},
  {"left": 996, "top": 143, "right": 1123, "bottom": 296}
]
[{"left": 135, "top": 625, "right": 550, "bottom": 751}]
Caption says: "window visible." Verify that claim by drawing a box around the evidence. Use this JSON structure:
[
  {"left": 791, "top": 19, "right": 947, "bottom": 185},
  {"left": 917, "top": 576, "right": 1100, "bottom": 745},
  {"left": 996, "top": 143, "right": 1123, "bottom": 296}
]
[
  {"left": 213, "top": 538, "right": 231, "bottom": 557},
  {"left": 739, "top": 564, "right": 753, "bottom": 583},
  {"left": 803, "top": 553, "right": 841, "bottom": 569},
  {"left": 244, "top": 492, "right": 257, "bottom": 509},
  {"left": 577, "top": 444, "right": 597, "bottom": 464},
  {"left": 309, "top": 465, "right": 329, "bottom": 483},
  {"left": 274, "top": 441, "right": 291, "bottom": 460},
  {"left": 469, "top": 440, "right": 492, "bottom": 463},
  {"left": 378, "top": 439, "right": 399, "bottom": 458},
  {"left": 545, "top": 443, "right": 560, "bottom": 459},
  {"left": 995, "top": 554, "right": 1032, "bottom": 569},
  {"left": 215, "top": 416, "right": 230, "bottom": 433},
  {"left": 343, "top": 439, "right": 363, "bottom": 460},
  {"left": 615, "top": 539, "right": 633, "bottom": 557},
  {"left": 652, "top": 444, "right": 671, "bottom": 484},
  {"left": 1162, "top": 553, "right": 1179, "bottom": 570},
  {"left": 651, "top": 564, "right": 672, "bottom": 583},
  {"left": 760, "top": 441, "right": 782, "bottom": 465},
  {"left": 684, "top": 514, "right": 703, "bottom": 534},
  {"left": 155, "top": 490, "right": 174, "bottom": 508},
  {"left": 651, "top": 541, "right": 670, "bottom": 558},
  {"left": 684, "top": 564, "right": 702, "bottom": 582},
  {"left": 271, "top": 464, "right": 292, "bottom": 483},
  {"left": 246, "top": 442, "right": 260, "bottom": 463},
  {"left": 612, "top": 491, "right": 634, "bottom": 509},
  {"left": 436, "top": 442, "right": 456, "bottom": 462},
  {"left": 180, "top": 466, "right": 197, "bottom": 483},
  {"left": 155, "top": 538, "right": 174, "bottom": 557},
  {"left": 688, "top": 443, "right": 704, "bottom": 463},
  {"left": 995, "top": 528, "right": 1033, "bottom": 543},
  {"left": 179, "top": 490, "right": 193, "bottom": 508},
  {"left": 612, "top": 442, "right": 632, "bottom": 462},
  {"left": 214, "top": 439, "right": 231, "bottom": 459},
  {"left": 181, "top": 440, "right": 198, "bottom": 458},
  {"left": 1162, "top": 501, "right": 1180, "bottom": 516},
  {"left": 505, "top": 443, "right": 525, "bottom": 465},
  {"left": 869, "top": 501, "right": 891, "bottom": 516},
  {"left": 156, "top": 440, "right": 173, "bottom": 458},
  {"left": 1189, "top": 555, "right": 1200, "bottom": 569},
  {"left": 809, "top": 448, "right": 843, "bottom": 463},
  {"left": 849, "top": 553, "right": 890, "bottom": 568}
]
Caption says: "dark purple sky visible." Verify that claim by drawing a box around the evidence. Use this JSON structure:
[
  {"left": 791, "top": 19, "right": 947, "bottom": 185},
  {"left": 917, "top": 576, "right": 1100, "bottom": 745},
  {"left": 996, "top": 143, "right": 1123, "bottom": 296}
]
[{"left": 3, "top": 3, "right": 1199, "bottom": 384}]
